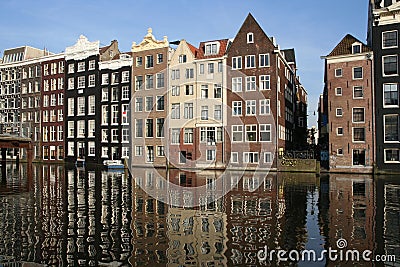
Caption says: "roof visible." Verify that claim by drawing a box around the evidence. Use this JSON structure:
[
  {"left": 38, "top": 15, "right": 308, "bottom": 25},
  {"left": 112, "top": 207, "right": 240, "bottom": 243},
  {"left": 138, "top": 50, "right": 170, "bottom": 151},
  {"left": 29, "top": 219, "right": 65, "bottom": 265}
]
[
  {"left": 100, "top": 44, "right": 111, "bottom": 55},
  {"left": 186, "top": 42, "right": 199, "bottom": 57},
  {"left": 327, "top": 34, "right": 371, "bottom": 57},
  {"left": 196, "top": 39, "right": 230, "bottom": 59}
]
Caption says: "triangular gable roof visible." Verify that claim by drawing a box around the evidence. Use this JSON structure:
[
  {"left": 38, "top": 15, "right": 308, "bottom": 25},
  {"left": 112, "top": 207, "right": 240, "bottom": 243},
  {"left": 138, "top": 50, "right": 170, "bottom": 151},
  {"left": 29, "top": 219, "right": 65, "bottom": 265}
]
[
  {"left": 227, "top": 13, "right": 275, "bottom": 53},
  {"left": 186, "top": 42, "right": 199, "bottom": 57},
  {"left": 196, "top": 39, "right": 229, "bottom": 59},
  {"left": 282, "top": 48, "right": 296, "bottom": 63},
  {"left": 328, "top": 34, "right": 371, "bottom": 57}
]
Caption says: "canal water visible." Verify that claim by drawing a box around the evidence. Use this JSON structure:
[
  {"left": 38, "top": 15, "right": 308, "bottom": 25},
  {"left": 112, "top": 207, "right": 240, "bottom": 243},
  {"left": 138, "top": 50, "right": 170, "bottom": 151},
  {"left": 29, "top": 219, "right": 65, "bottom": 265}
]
[{"left": 0, "top": 163, "right": 399, "bottom": 266}]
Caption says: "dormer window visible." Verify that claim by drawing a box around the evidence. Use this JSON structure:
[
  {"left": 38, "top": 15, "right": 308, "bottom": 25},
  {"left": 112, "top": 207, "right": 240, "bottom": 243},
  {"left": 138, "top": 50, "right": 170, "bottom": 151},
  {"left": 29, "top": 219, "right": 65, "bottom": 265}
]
[
  {"left": 205, "top": 42, "right": 219, "bottom": 55},
  {"left": 352, "top": 43, "right": 361, "bottom": 54},
  {"left": 247, "top": 32, "right": 254, "bottom": 44}
]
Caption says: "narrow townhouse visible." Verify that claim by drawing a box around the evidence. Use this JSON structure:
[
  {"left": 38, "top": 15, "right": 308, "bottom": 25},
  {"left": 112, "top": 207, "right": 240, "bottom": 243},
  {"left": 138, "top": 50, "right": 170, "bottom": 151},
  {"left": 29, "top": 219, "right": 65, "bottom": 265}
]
[
  {"left": 131, "top": 28, "right": 171, "bottom": 167},
  {"left": 64, "top": 35, "right": 117, "bottom": 165},
  {"left": 98, "top": 47, "right": 133, "bottom": 163},
  {"left": 194, "top": 39, "right": 229, "bottom": 169},
  {"left": 226, "top": 13, "right": 299, "bottom": 170},
  {"left": 168, "top": 39, "right": 198, "bottom": 168},
  {"left": 368, "top": 0, "right": 400, "bottom": 172},
  {"left": 322, "top": 34, "right": 374, "bottom": 173},
  {"left": 41, "top": 54, "right": 65, "bottom": 161}
]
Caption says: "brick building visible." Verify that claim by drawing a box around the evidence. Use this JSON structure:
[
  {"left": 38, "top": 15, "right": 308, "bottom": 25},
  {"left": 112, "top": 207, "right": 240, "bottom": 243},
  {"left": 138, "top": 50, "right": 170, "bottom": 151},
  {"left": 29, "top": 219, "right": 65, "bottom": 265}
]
[{"left": 322, "top": 34, "right": 374, "bottom": 173}]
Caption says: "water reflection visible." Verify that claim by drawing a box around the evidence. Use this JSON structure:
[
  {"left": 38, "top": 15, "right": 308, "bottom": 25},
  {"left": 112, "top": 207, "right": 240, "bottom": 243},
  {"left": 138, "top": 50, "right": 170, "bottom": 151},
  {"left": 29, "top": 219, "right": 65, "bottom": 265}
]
[{"left": 0, "top": 164, "right": 398, "bottom": 266}]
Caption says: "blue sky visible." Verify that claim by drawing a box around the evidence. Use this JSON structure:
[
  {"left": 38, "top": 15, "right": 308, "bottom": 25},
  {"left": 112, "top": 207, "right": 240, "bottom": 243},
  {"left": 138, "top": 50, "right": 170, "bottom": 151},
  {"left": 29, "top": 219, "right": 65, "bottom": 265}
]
[{"left": 0, "top": 0, "right": 369, "bottom": 127}]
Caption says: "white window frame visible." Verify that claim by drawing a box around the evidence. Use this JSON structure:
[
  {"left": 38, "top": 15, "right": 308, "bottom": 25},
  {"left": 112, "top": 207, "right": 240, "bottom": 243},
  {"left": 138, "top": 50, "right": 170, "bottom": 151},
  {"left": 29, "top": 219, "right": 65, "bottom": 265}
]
[
  {"left": 352, "top": 127, "right": 366, "bottom": 143},
  {"left": 336, "top": 108, "right": 343, "bottom": 117},
  {"left": 245, "top": 55, "right": 255, "bottom": 69},
  {"left": 232, "top": 77, "right": 242, "bottom": 92},
  {"left": 337, "top": 127, "right": 344, "bottom": 136},
  {"left": 259, "top": 54, "right": 270, "bottom": 67},
  {"left": 259, "top": 75, "right": 270, "bottom": 90},
  {"left": 352, "top": 107, "right": 365, "bottom": 123},
  {"left": 243, "top": 152, "right": 259, "bottom": 163},
  {"left": 353, "top": 86, "right": 363, "bottom": 99},
  {"left": 232, "top": 101, "right": 242, "bottom": 116},
  {"left": 352, "top": 67, "right": 363, "bottom": 80},
  {"left": 232, "top": 56, "right": 242, "bottom": 70},
  {"left": 383, "top": 55, "right": 398, "bottom": 76},
  {"left": 264, "top": 152, "right": 273, "bottom": 163},
  {"left": 384, "top": 149, "right": 400, "bottom": 163},
  {"left": 232, "top": 125, "right": 243, "bottom": 142},
  {"left": 247, "top": 32, "right": 254, "bottom": 44},
  {"left": 383, "top": 83, "right": 399, "bottom": 108},
  {"left": 231, "top": 152, "right": 239, "bottom": 163},
  {"left": 382, "top": 30, "right": 398, "bottom": 49},
  {"left": 335, "top": 68, "right": 342, "bottom": 77},
  {"left": 335, "top": 87, "right": 342, "bottom": 96},
  {"left": 246, "top": 100, "right": 256, "bottom": 115}
]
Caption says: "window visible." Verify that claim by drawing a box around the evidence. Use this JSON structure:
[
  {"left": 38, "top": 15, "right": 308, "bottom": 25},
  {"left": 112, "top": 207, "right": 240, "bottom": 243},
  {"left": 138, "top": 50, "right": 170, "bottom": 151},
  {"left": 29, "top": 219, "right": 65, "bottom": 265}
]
[
  {"left": 245, "top": 55, "right": 255, "bottom": 68},
  {"left": 178, "top": 54, "right": 187, "bottom": 63},
  {"left": 246, "top": 125, "right": 257, "bottom": 142},
  {"left": 146, "top": 55, "right": 154, "bottom": 68},
  {"left": 214, "top": 84, "right": 222, "bottom": 98},
  {"left": 77, "top": 97, "right": 85, "bottom": 116},
  {"left": 337, "top": 127, "right": 344, "bottom": 135},
  {"left": 68, "top": 121, "right": 74, "bottom": 138},
  {"left": 244, "top": 152, "right": 258, "bottom": 163},
  {"left": 136, "top": 56, "right": 143, "bottom": 67},
  {"left": 335, "top": 68, "right": 342, "bottom": 77},
  {"left": 77, "top": 120, "right": 85, "bottom": 138},
  {"left": 122, "top": 104, "right": 129, "bottom": 124},
  {"left": 352, "top": 43, "right": 361, "bottom": 54},
  {"left": 259, "top": 99, "right": 270, "bottom": 115},
  {"left": 206, "top": 150, "right": 216, "bottom": 161},
  {"left": 171, "top": 69, "right": 180, "bottom": 80},
  {"left": 184, "top": 103, "right": 193, "bottom": 119},
  {"left": 337, "top": 148, "right": 343, "bottom": 155},
  {"left": 384, "top": 149, "right": 400, "bottom": 163},
  {"left": 353, "top": 127, "right": 365, "bottom": 142},
  {"left": 135, "top": 146, "right": 143, "bottom": 156},
  {"left": 171, "top": 129, "right": 180, "bottom": 144},
  {"left": 146, "top": 96, "right": 153, "bottom": 111},
  {"left": 111, "top": 129, "right": 119, "bottom": 142},
  {"left": 102, "top": 88, "right": 108, "bottom": 101},
  {"left": 135, "top": 76, "right": 143, "bottom": 90},
  {"left": 135, "top": 97, "right": 143, "bottom": 112},
  {"left": 157, "top": 53, "right": 163, "bottom": 64},
  {"left": 247, "top": 32, "right": 254, "bottom": 43},
  {"left": 201, "top": 106, "right": 208, "bottom": 120},
  {"left": 259, "top": 54, "right": 270, "bottom": 67},
  {"left": 122, "top": 86, "right": 129, "bottom": 100},
  {"left": 231, "top": 152, "right": 239, "bottom": 163},
  {"left": 184, "top": 85, "right": 193, "bottom": 95},
  {"left": 384, "top": 83, "right": 399, "bottom": 107},
  {"left": 102, "top": 74, "right": 109, "bottom": 85},
  {"left": 171, "top": 103, "right": 180, "bottom": 119},
  {"left": 111, "top": 72, "right": 120, "bottom": 84},
  {"left": 260, "top": 124, "right": 271, "bottom": 142},
  {"left": 232, "top": 57, "right": 242, "bottom": 70},
  {"left": 352, "top": 108, "right": 365, "bottom": 123},
  {"left": 157, "top": 95, "right": 164, "bottom": 111},
  {"left": 199, "top": 64, "right": 205, "bottom": 74},
  {"left": 336, "top": 108, "right": 343, "bottom": 117},
  {"left": 335, "top": 87, "right": 342, "bottom": 96},
  {"left": 77, "top": 62, "right": 85, "bottom": 72},
  {"left": 353, "top": 150, "right": 366, "bottom": 166},
  {"left": 122, "top": 147, "right": 129, "bottom": 158},
  {"left": 102, "top": 105, "right": 109, "bottom": 125},
  {"left": 259, "top": 75, "right": 270, "bottom": 90},
  {"left": 58, "top": 78, "right": 64, "bottom": 89},
  {"left": 353, "top": 67, "right": 363, "bottom": 79},
  {"left": 246, "top": 100, "right": 256, "bottom": 115},
  {"left": 208, "top": 63, "right": 214, "bottom": 74},
  {"left": 156, "top": 118, "right": 164, "bottom": 138},
  {"left": 383, "top": 55, "right": 398, "bottom": 76},
  {"left": 136, "top": 119, "right": 143, "bottom": 138},
  {"left": 157, "top": 146, "right": 165, "bottom": 157},
  {"left": 384, "top": 115, "right": 399, "bottom": 142},
  {"left": 184, "top": 128, "right": 194, "bottom": 144},
  {"left": 218, "top": 61, "right": 223, "bottom": 72},
  {"left": 205, "top": 43, "right": 218, "bottom": 55},
  {"left": 77, "top": 76, "right": 85, "bottom": 88},
  {"left": 146, "top": 119, "right": 153, "bottom": 137},
  {"left": 68, "top": 78, "right": 74, "bottom": 90},
  {"left": 68, "top": 142, "right": 74, "bottom": 156},
  {"left": 88, "top": 120, "right": 95, "bottom": 137},
  {"left": 201, "top": 85, "right": 208, "bottom": 98},
  {"left": 353, "top": 86, "right": 363, "bottom": 98},
  {"left": 111, "top": 105, "right": 118, "bottom": 124},
  {"left": 58, "top": 126, "right": 63, "bottom": 141},
  {"left": 172, "top": 86, "right": 180, "bottom": 96},
  {"left": 232, "top": 77, "right": 242, "bottom": 92},
  {"left": 68, "top": 64, "right": 74, "bottom": 74},
  {"left": 122, "top": 71, "right": 130, "bottom": 82},
  {"left": 88, "top": 74, "right": 95, "bottom": 87},
  {"left": 88, "top": 95, "right": 95, "bottom": 115},
  {"left": 214, "top": 105, "right": 222, "bottom": 120},
  {"left": 382, "top": 30, "right": 398, "bottom": 48},
  {"left": 156, "top": 73, "right": 164, "bottom": 88},
  {"left": 88, "top": 60, "right": 95, "bottom": 70},
  {"left": 232, "top": 101, "right": 242, "bottom": 116},
  {"left": 246, "top": 76, "right": 256, "bottom": 91},
  {"left": 264, "top": 152, "right": 273, "bottom": 163},
  {"left": 146, "top": 74, "right": 154, "bottom": 89},
  {"left": 102, "top": 129, "right": 108, "bottom": 142}
]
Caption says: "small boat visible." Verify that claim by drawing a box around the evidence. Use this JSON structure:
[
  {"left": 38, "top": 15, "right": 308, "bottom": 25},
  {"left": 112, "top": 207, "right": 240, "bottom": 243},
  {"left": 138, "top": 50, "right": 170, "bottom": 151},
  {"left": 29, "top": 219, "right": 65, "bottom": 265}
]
[{"left": 103, "top": 160, "right": 125, "bottom": 169}]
